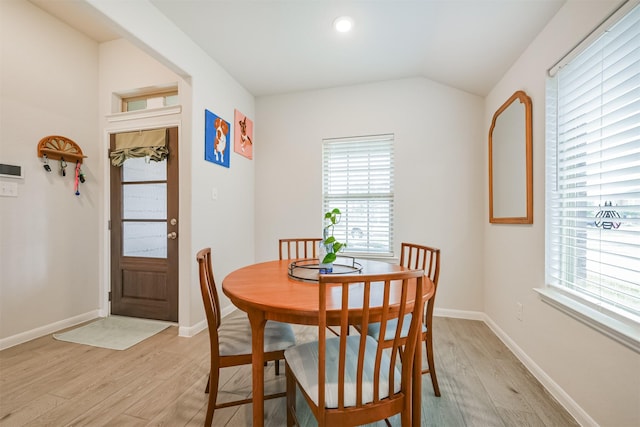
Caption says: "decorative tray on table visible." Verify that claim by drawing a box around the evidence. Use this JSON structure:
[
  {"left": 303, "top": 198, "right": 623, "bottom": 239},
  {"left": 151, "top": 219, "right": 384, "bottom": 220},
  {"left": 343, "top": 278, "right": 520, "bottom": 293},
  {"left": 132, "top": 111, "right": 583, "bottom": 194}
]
[{"left": 288, "top": 257, "right": 363, "bottom": 283}]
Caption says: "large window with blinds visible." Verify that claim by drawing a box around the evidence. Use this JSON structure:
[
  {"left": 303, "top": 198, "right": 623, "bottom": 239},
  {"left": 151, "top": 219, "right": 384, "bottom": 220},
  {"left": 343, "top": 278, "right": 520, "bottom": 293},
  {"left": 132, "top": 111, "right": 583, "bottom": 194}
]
[
  {"left": 544, "top": 1, "right": 639, "bottom": 348},
  {"left": 322, "top": 134, "right": 394, "bottom": 257}
]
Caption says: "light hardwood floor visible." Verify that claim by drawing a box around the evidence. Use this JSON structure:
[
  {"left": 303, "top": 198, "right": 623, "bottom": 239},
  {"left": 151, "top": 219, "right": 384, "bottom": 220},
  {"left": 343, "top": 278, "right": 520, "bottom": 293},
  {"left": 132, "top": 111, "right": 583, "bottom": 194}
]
[{"left": 0, "top": 317, "right": 578, "bottom": 426}]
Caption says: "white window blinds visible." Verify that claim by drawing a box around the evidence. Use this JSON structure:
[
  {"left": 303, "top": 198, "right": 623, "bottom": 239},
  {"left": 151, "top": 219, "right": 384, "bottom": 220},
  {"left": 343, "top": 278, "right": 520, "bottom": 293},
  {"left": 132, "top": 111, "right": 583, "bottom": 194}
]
[
  {"left": 545, "top": 2, "right": 640, "bottom": 327},
  {"left": 322, "top": 134, "right": 394, "bottom": 257}
]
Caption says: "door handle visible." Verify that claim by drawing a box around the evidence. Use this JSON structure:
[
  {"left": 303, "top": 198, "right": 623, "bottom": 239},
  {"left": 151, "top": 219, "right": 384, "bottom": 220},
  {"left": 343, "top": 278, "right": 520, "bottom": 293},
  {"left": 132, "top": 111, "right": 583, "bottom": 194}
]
[{"left": 167, "top": 232, "right": 177, "bottom": 240}]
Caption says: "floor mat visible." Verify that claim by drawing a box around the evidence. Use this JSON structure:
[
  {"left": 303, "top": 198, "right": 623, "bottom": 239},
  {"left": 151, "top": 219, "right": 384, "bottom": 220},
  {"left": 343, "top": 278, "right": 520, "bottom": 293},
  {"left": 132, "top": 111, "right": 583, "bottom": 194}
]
[{"left": 53, "top": 315, "right": 171, "bottom": 350}]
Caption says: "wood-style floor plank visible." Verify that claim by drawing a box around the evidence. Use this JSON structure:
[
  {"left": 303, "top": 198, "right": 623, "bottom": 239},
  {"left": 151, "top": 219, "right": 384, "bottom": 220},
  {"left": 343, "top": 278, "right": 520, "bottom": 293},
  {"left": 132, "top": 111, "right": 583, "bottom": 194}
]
[{"left": 0, "top": 317, "right": 578, "bottom": 426}]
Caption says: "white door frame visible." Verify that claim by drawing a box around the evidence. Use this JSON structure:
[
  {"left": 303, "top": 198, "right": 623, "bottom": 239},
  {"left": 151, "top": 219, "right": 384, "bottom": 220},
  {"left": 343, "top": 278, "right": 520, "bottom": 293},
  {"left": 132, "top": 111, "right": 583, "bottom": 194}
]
[{"left": 101, "top": 106, "right": 182, "bottom": 321}]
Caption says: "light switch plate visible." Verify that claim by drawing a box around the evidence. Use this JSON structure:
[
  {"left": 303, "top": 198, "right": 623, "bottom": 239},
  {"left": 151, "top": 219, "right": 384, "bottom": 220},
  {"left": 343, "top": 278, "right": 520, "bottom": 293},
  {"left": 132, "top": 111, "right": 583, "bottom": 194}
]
[{"left": 0, "top": 181, "right": 18, "bottom": 197}]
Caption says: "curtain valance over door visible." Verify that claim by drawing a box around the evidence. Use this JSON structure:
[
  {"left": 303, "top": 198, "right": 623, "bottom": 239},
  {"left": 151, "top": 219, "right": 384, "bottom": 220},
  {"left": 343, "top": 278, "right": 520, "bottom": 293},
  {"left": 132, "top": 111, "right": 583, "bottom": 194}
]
[{"left": 110, "top": 128, "right": 168, "bottom": 166}]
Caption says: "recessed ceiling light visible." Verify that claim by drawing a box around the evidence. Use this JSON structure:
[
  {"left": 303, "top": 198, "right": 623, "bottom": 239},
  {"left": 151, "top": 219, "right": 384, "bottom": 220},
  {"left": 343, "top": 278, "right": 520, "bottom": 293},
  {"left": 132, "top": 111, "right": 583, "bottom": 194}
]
[{"left": 333, "top": 16, "right": 354, "bottom": 33}]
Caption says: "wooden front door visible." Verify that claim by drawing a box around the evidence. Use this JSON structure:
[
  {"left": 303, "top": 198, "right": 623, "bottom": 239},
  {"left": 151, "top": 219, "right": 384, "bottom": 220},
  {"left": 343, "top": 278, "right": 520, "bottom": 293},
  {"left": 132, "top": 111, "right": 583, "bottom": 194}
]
[{"left": 110, "top": 127, "right": 178, "bottom": 321}]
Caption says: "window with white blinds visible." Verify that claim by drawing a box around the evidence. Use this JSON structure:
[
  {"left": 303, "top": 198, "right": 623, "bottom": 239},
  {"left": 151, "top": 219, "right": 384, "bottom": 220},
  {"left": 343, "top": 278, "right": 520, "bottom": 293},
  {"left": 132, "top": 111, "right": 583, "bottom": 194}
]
[
  {"left": 545, "top": 2, "right": 640, "bottom": 342},
  {"left": 322, "top": 134, "right": 394, "bottom": 257}
]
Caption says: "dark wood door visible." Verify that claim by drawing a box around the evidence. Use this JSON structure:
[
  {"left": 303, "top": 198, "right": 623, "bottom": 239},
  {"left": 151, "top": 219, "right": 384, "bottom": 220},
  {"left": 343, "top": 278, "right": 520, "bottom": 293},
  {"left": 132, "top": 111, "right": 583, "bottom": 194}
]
[{"left": 110, "top": 127, "right": 178, "bottom": 321}]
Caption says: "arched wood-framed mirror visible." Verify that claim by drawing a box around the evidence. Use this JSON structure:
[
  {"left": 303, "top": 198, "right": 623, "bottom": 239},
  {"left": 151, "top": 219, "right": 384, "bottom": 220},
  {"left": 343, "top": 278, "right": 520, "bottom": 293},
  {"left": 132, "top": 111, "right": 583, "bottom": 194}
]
[{"left": 489, "top": 90, "right": 533, "bottom": 224}]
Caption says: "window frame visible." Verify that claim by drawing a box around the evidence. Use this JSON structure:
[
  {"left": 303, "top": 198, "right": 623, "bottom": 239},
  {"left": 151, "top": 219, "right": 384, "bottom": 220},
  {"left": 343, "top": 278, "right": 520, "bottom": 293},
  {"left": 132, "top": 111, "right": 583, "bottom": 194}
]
[
  {"left": 322, "top": 134, "right": 395, "bottom": 259},
  {"left": 542, "top": 0, "right": 640, "bottom": 353}
]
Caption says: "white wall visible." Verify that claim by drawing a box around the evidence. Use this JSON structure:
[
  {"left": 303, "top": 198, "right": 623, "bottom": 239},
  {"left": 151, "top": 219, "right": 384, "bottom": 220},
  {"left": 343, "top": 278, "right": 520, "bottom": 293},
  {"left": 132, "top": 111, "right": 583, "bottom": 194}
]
[
  {"left": 0, "top": 0, "right": 101, "bottom": 345},
  {"left": 255, "top": 78, "right": 485, "bottom": 314},
  {"left": 484, "top": 1, "right": 639, "bottom": 426}
]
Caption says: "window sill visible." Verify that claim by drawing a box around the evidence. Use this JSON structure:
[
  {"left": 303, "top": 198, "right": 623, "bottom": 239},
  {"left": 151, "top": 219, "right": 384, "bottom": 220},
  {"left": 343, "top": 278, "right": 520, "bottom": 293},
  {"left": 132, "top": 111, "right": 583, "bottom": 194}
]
[
  {"left": 345, "top": 254, "right": 398, "bottom": 263},
  {"left": 534, "top": 288, "right": 640, "bottom": 353}
]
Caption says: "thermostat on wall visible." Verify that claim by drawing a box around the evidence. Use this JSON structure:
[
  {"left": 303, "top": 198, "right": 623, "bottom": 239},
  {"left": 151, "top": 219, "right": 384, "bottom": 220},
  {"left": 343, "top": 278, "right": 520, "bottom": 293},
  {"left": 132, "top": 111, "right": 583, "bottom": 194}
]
[{"left": 0, "top": 163, "right": 23, "bottom": 179}]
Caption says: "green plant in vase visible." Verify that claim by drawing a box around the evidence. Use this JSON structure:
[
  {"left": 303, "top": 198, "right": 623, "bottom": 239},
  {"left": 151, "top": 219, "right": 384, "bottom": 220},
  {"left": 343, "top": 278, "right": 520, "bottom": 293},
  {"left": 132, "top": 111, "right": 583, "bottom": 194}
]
[{"left": 320, "top": 208, "right": 345, "bottom": 272}]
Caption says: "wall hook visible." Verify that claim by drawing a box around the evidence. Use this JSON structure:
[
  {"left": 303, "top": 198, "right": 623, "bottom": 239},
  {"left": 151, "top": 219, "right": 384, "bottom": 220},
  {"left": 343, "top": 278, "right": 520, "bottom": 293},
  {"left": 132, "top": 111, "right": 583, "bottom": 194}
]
[
  {"left": 60, "top": 157, "right": 67, "bottom": 177},
  {"left": 43, "top": 154, "right": 51, "bottom": 172},
  {"left": 74, "top": 160, "right": 81, "bottom": 196}
]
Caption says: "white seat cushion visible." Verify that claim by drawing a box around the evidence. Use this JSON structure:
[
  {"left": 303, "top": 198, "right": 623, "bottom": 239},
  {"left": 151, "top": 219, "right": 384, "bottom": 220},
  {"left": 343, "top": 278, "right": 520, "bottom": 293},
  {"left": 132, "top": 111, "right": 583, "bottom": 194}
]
[
  {"left": 366, "top": 313, "right": 427, "bottom": 341},
  {"left": 284, "top": 335, "right": 401, "bottom": 408},
  {"left": 218, "top": 311, "right": 296, "bottom": 356}
]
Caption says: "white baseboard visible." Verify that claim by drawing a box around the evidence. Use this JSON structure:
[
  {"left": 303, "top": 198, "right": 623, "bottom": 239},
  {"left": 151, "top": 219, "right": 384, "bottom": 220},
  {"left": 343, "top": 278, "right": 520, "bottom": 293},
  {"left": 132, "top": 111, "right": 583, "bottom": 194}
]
[
  {"left": 179, "top": 319, "right": 206, "bottom": 337},
  {"left": 0, "top": 310, "right": 100, "bottom": 351},
  {"left": 482, "top": 314, "right": 597, "bottom": 427},
  {"left": 178, "top": 305, "right": 236, "bottom": 337},
  {"left": 435, "top": 307, "right": 484, "bottom": 321}
]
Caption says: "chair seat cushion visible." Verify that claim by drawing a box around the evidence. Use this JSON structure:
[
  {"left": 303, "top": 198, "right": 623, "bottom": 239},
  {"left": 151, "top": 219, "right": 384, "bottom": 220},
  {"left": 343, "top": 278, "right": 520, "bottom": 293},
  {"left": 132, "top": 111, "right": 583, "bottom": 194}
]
[
  {"left": 284, "top": 335, "right": 401, "bottom": 408},
  {"left": 366, "top": 314, "right": 427, "bottom": 341},
  {"left": 218, "top": 311, "right": 296, "bottom": 356}
]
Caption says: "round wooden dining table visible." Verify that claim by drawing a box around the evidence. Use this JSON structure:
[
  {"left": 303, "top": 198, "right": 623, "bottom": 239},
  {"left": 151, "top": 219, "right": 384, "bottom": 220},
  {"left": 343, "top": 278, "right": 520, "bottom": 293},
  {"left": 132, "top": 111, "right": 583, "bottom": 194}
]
[{"left": 222, "top": 258, "right": 434, "bottom": 427}]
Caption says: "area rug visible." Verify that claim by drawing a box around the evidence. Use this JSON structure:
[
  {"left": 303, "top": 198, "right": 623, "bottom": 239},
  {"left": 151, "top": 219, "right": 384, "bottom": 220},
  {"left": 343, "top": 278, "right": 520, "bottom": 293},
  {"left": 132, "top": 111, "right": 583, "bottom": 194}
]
[{"left": 53, "top": 315, "right": 171, "bottom": 350}]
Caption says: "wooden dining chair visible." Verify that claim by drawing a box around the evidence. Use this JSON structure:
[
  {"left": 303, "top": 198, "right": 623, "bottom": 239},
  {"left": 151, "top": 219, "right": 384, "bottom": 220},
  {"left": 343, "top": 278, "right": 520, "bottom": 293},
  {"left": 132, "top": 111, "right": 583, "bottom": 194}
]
[
  {"left": 279, "top": 238, "right": 322, "bottom": 260},
  {"left": 284, "top": 269, "right": 428, "bottom": 427},
  {"left": 196, "top": 248, "right": 296, "bottom": 426},
  {"left": 363, "top": 242, "right": 441, "bottom": 396}
]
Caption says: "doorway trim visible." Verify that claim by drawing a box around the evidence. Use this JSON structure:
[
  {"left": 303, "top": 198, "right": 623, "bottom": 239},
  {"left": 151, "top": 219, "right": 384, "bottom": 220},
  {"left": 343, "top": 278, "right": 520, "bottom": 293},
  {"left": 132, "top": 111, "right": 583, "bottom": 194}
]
[{"left": 102, "top": 106, "right": 182, "bottom": 325}]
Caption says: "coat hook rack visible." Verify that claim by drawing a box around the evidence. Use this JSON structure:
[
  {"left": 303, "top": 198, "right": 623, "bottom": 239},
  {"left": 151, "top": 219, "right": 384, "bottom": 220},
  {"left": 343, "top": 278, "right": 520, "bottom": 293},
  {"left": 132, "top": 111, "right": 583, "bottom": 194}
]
[{"left": 37, "top": 135, "right": 87, "bottom": 163}]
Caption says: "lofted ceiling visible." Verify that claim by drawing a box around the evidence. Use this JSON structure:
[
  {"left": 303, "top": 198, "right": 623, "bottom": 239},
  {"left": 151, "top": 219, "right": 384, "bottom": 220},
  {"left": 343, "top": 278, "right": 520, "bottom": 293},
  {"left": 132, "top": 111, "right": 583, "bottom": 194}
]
[{"left": 30, "top": 0, "right": 566, "bottom": 97}]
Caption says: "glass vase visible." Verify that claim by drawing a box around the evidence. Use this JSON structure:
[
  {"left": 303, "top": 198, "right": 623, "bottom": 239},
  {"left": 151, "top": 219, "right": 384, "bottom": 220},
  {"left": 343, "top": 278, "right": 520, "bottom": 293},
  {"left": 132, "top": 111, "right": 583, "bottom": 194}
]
[{"left": 318, "top": 242, "right": 333, "bottom": 274}]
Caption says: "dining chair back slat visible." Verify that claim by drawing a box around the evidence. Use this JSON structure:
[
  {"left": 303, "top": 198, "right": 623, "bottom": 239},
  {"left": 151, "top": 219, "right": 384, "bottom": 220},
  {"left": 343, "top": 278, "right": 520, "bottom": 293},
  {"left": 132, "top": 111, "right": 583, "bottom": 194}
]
[
  {"left": 400, "top": 243, "right": 439, "bottom": 284},
  {"left": 279, "top": 238, "right": 322, "bottom": 260}
]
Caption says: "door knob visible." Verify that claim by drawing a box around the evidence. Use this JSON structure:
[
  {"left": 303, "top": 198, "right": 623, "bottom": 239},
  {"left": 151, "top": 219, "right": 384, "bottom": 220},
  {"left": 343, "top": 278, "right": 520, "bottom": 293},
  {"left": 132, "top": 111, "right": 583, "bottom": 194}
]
[{"left": 167, "top": 232, "right": 177, "bottom": 240}]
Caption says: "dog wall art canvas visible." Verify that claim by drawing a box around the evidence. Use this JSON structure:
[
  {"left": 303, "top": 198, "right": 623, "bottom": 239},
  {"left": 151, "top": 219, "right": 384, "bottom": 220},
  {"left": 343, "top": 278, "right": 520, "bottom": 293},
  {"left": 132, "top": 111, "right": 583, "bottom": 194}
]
[
  {"left": 234, "top": 109, "right": 253, "bottom": 160},
  {"left": 204, "top": 109, "right": 230, "bottom": 168}
]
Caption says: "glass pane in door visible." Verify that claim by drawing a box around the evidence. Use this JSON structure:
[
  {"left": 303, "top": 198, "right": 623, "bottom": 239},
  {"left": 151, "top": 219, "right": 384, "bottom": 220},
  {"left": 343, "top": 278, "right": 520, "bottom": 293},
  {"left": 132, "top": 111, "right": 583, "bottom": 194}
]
[
  {"left": 123, "top": 184, "right": 167, "bottom": 219},
  {"left": 122, "top": 157, "right": 167, "bottom": 181},
  {"left": 122, "top": 222, "right": 167, "bottom": 258}
]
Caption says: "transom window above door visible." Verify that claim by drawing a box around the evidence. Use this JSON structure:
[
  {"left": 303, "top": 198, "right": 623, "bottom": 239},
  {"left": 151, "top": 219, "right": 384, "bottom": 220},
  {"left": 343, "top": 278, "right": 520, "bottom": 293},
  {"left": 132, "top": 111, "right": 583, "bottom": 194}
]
[{"left": 120, "top": 90, "right": 178, "bottom": 112}]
